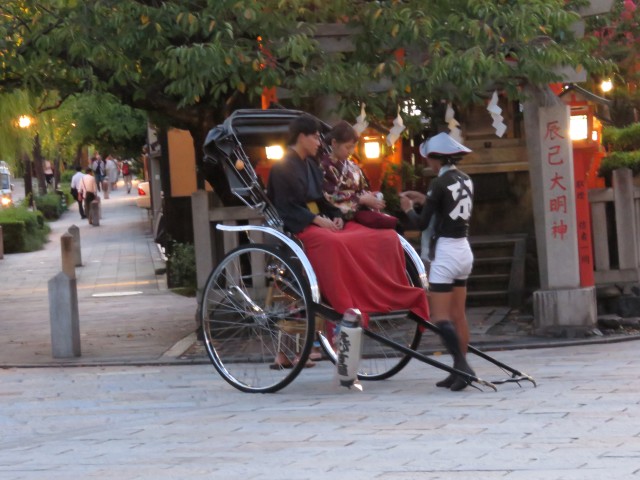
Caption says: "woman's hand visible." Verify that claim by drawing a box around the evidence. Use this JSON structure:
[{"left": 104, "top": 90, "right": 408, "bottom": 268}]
[
  {"left": 359, "top": 192, "right": 385, "bottom": 211},
  {"left": 399, "top": 194, "right": 414, "bottom": 213},
  {"left": 313, "top": 215, "right": 343, "bottom": 231}
]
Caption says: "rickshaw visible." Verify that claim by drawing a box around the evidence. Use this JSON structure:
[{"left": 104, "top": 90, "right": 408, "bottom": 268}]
[{"left": 200, "top": 108, "right": 535, "bottom": 393}]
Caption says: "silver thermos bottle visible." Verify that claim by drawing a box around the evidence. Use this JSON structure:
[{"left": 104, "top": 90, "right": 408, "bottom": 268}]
[{"left": 336, "top": 308, "right": 363, "bottom": 388}]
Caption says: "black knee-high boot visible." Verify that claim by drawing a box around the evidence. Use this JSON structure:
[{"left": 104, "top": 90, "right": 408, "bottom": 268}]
[{"left": 436, "top": 321, "right": 475, "bottom": 391}]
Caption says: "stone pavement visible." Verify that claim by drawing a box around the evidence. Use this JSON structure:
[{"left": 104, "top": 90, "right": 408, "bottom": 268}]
[{"left": 1, "top": 342, "right": 640, "bottom": 479}]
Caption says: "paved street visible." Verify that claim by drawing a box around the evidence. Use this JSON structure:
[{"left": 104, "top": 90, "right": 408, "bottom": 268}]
[
  {"left": 1, "top": 341, "right": 639, "bottom": 480},
  {"left": 0, "top": 178, "right": 197, "bottom": 367}
]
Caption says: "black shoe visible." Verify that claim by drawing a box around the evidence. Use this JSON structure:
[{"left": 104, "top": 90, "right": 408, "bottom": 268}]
[
  {"left": 449, "top": 364, "right": 475, "bottom": 391},
  {"left": 436, "top": 373, "right": 456, "bottom": 388},
  {"left": 450, "top": 377, "right": 470, "bottom": 391}
]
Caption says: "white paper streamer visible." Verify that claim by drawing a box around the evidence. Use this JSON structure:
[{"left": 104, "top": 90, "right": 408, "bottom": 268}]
[
  {"left": 353, "top": 103, "right": 369, "bottom": 136},
  {"left": 386, "top": 110, "right": 406, "bottom": 146},
  {"left": 487, "top": 90, "right": 507, "bottom": 138},
  {"left": 445, "top": 103, "right": 463, "bottom": 143}
]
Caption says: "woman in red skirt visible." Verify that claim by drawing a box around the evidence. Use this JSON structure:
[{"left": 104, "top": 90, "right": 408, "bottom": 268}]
[{"left": 266, "top": 114, "right": 431, "bottom": 370}]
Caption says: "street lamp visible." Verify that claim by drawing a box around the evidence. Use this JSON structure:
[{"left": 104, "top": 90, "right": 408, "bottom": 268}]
[
  {"left": 18, "top": 115, "right": 32, "bottom": 129},
  {"left": 600, "top": 79, "right": 613, "bottom": 93},
  {"left": 17, "top": 115, "right": 34, "bottom": 206}
]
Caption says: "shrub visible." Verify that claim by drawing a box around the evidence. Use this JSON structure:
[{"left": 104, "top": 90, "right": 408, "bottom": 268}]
[
  {"left": 35, "top": 192, "right": 65, "bottom": 220},
  {"left": 59, "top": 169, "right": 75, "bottom": 184},
  {"left": 0, "top": 206, "right": 49, "bottom": 252},
  {"left": 166, "top": 241, "right": 197, "bottom": 295},
  {"left": 598, "top": 151, "right": 640, "bottom": 178}
]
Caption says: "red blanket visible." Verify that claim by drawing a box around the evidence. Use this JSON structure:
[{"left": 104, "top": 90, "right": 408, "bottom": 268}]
[{"left": 297, "top": 222, "right": 430, "bottom": 325}]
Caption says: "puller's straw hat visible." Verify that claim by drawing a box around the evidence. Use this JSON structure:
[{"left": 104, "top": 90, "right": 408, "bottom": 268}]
[{"left": 419, "top": 132, "right": 472, "bottom": 159}]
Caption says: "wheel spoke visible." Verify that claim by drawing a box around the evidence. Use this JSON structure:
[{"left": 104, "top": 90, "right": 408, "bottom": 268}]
[{"left": 201, "top": 245, "right": 314, "bottom": 393}]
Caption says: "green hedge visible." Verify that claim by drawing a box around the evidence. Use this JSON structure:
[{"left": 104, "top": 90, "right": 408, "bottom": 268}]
[
  {"left": 35, "top": 192, "right": 66, "bottom": 220},
  {"left": 0, "top": 206, "right": 49, "bottom": 253},
  {"left": 598, "top": 151, "right": 640, "bottom": 178},
  {"left": 59, "top": 169, "right": 75, "bottom": 184},
  {"left": 166, "top": 241, "right": 197, "bottom": 295}
]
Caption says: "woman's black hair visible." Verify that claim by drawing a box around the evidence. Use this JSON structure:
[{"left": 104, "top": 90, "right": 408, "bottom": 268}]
[
  {"left": 428, "top": 153, "right": 463, "bottom": 165},
  {"left": 287, "top": 114, "right": 321, "bottom": 146},
  {"left": 325, "top": 120, "right": 359, "bottom": 144}
]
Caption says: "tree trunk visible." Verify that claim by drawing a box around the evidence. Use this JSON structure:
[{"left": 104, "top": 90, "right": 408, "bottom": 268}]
[
  {"left": 32, "top": 133, "right": 46, "bottom": 195},
  {"left": 74, "top": 145, "right": 83, "bottom": 168},
  {"left": 53, "top": 152, "right": 61, "bottom": 187},
  {"left": 22, "top": 152, "right": 33, "bottom": 207}
]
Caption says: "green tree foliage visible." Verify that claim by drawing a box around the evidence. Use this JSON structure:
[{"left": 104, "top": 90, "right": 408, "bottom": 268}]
[
  {"left": 0, "top": 91, "right": 33, "bottom": 169},
  {"left": 0, "top": 1, "right": 612, "bottom": 155},
  {"left": 56, "top": 93, "right": 148, "bottom": 160},
  {"left": 586, "top": 0, "right": 640, "bottom": 126}
]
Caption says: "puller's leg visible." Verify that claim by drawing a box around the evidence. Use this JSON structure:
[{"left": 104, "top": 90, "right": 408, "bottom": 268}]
[{"left": 430, "top": 288, "right": 475, "bottom": 391}]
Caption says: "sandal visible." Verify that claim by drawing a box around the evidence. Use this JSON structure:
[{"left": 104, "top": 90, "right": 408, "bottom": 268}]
[
  {"left": 269, "top": 352, "right": 293, "bottom": 370},
  {"left": 269, "top": 361, "right": 293, "bottom": 370},
  {"left": 308, "top": 347, "right": 323, "bottom": 362},
  {"left": 293, "top": 356, "right": 316, "bottom": 368}
]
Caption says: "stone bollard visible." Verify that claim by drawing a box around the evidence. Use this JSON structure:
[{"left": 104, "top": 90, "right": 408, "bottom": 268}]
[
  {"left": 48, "top": 271, "right": 81, "bottom": 358},
  {"left": 91, "top": 199, "right": 100, "bottom": 226},
  {"left": 67, "top": 225, "right": 82, "bottom": 267},
  {"left": 0, "top": 225, "right": 3, "bottom": 260},
  {"left": 61, "top": 233, "right": 76, "bottom": 278},
  {"left": 103, "top": 181, "right": 109, "bottom": 199}
]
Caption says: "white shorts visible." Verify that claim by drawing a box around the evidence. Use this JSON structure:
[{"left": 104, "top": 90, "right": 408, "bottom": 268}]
[{"left": 428, "top": 237, "right": 473, "bottom": 290}]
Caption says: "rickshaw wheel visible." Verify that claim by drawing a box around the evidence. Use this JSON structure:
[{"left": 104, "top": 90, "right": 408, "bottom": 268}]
[{"left": 200, "top": 244, "right": 315, "bottom": 393}]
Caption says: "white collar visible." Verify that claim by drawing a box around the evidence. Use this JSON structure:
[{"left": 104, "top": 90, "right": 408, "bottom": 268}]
[{"left": 438, "top": 164, "right": 457, "bottom": 177}]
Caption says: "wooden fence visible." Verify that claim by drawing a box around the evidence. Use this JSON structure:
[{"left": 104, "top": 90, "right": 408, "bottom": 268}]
[{"left": 589, "top": 167, "right": 640, "bottom": 285}]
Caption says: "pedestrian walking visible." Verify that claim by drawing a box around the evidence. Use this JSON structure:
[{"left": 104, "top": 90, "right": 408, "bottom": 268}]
[
  {"left": 105, "top": 155, "right": 118, "bottom": 192},
  {"left": 92, "top": 154, "right": 105, "bottom": 192},
  {"left": 78, "top": 168, "right": 98, "bottom": 225},
  {"left": 122, "top": 160, "right": 132, "bottom": 193},
  {"left": 70, "top": 165, "right": 86, "bottom": 219},
  {"left": 43, "top": 159, "right": 54, "bottom": 191}
]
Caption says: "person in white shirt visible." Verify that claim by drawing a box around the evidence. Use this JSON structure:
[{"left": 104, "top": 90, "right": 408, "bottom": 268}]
[
  {"left": 78, "top": 168, "right": 98, "bottom": 225},
  {"left": 105, "top": 155, "right": 118, "bottom": 193},
  {"left": 70, "top": 166, "right": 86, "bottom": 219}
]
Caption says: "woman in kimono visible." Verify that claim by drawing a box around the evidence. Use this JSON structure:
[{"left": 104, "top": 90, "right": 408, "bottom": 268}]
[{"left": 266, "top": 114, "right": 431, "bottom": 370}]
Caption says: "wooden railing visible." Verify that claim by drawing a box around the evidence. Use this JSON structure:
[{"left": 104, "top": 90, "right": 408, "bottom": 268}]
[
  {"left": 588, "top": 168, "right": 640, "bottom": 285},
  {"left": 191, "top": 191, "right": 264, "bottom": 299}
]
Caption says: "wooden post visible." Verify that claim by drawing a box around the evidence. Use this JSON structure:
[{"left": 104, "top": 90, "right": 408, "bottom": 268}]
[
  {"left": 191, "top": 190, "right": 215, "bottom": 298},
  {"left": 613, "top": 168, "right": 637, "bottom": 269}
]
